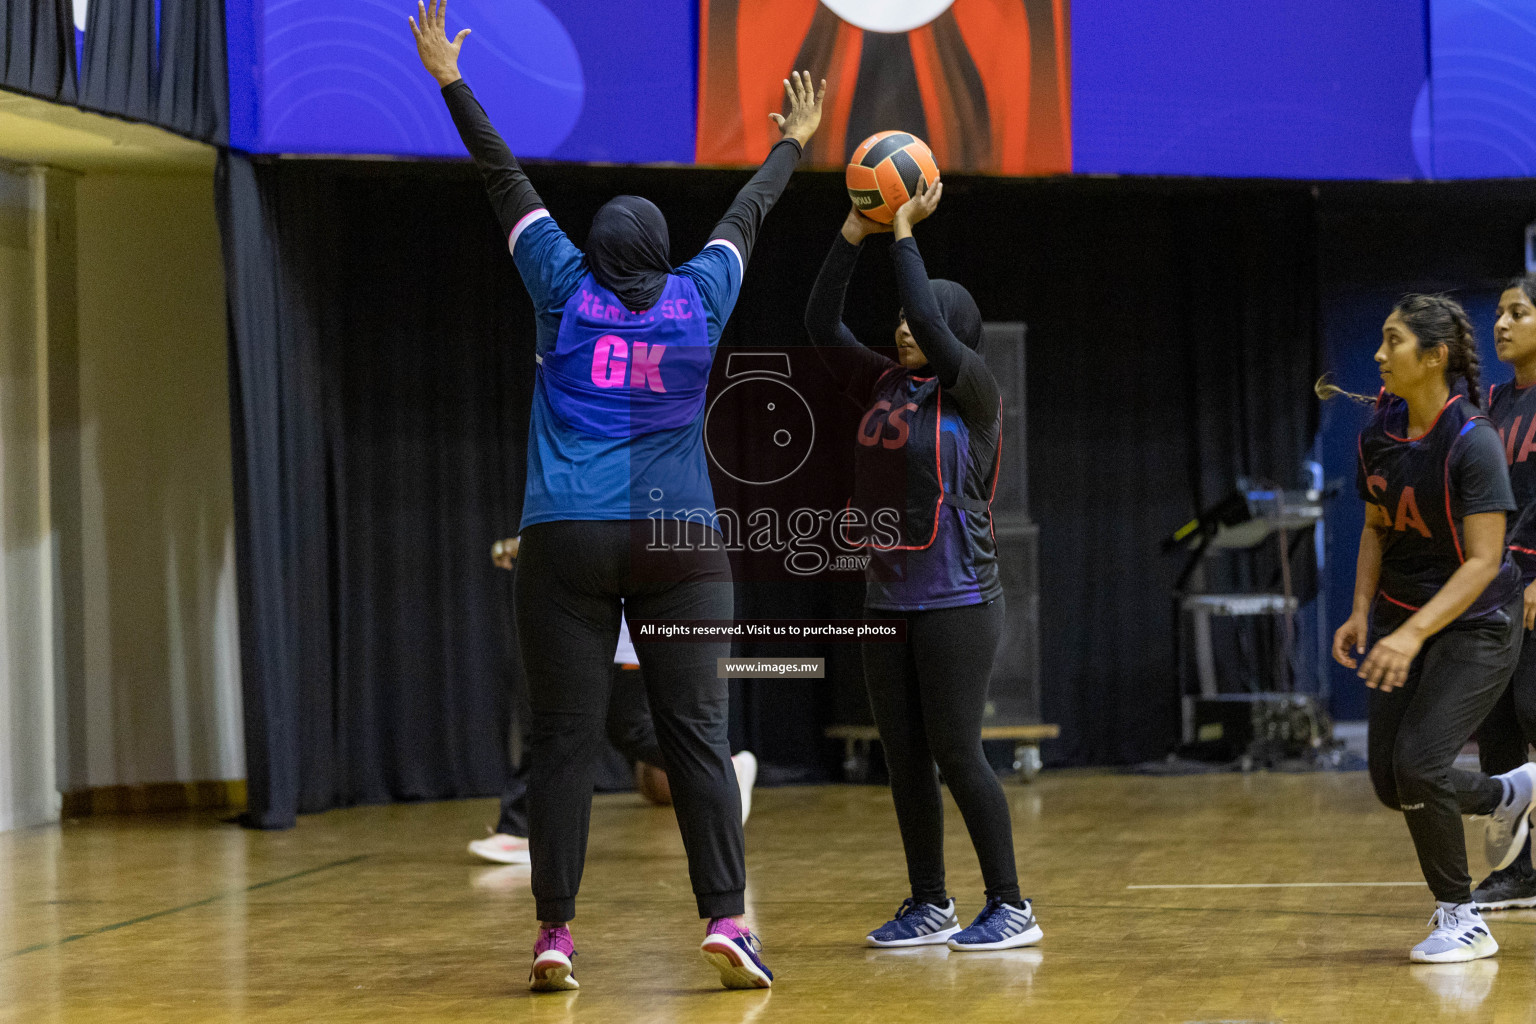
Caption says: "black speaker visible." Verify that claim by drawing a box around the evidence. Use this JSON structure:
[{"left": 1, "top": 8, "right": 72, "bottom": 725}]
[
  {"left": 982, "top": 322, "right": 1028, "bottom": 518},
  {"left": 979, "top": 323, "right": 1041, "bottom": 727}
]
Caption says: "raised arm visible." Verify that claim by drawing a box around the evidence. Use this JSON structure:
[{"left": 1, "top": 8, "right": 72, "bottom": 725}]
[
  {"left": 411, "top": 0, "right": 543, "bottom": 236},
  {"left": 708, "top": 72, "right": 826, "bottom": 268},
  {"left": 805, "top": 213, "right": 895, "bottom": 396},
  {"left": 805, "top": 214, "right": 873, "bottom": 352},
  {"left": 888, "top": 181, "right": 999, "bottom": 421},
  {"left": 411, "top": 0, "right": 584, "bottom": 312}
]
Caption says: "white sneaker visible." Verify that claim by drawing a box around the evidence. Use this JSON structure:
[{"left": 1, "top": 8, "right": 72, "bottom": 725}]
[
  {"left": 1410, "top": 903, "right": 1498, "bottom": 963},
  {"left": 732, "top": 751, "right": 758, "bottom": 825},
  {"left": 1484, "top": 764, "right": 1536, "bottom": 871},
  {"left": 468, "top": 830, "right": 530, "bottom": 865}
]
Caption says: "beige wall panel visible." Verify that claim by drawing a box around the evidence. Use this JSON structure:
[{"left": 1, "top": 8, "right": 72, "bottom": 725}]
[{"left": 73, "top": 172, "right": 242, "bottom": 789}]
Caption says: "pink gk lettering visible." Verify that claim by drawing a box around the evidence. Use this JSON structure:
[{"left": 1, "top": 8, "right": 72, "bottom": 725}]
[
  {"left": 630, "top": 342, "right": 667, "bottom": 392},
  {"left": 591, "top": 335, "right": 628, "bottom": 388}
]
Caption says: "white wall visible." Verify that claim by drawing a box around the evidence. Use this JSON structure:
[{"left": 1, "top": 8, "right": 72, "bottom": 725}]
[
  {"left": 0, "top": 165, "right": 64, "bottom": 831},
  {"left": 0, "top": 163, "right": 242, "bottom": 830},
  {"left": 71, "top": 172, "right": 243, "bottom": 789}
]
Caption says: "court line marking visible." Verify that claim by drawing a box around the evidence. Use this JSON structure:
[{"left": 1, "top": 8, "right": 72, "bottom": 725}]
[
  {"left": 1128, "top": 882, "right": 1424, "bottom": 890},
  {"left": 1051, "top": 902, "right": 1536, "bottom": 926},
  {"left": 4, "top": 854, "right": 369, "bottom": 960}
]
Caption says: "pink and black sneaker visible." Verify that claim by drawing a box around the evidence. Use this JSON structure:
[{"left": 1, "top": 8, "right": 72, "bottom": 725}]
[
  {"left": 529, "top": 925, "right": 578, "bottom": 991},
  {"left": 700, "top": 918, "right": 773, "bottom": 989}
]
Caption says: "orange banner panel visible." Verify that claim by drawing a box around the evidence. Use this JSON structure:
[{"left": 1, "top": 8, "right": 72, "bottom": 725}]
[{"left": 697, "top": 0, "right": 1072, "bottom": 175}]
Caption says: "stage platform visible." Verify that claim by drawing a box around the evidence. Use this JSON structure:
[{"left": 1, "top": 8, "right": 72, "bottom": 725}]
[{"left": 2, "top": 772, "right": 1532, "bottom": 1022}]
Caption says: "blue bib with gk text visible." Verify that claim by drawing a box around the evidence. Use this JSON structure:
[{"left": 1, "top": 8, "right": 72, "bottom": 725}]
[{"left": 542, "top": 273, "right": 713, "bottom": 438}]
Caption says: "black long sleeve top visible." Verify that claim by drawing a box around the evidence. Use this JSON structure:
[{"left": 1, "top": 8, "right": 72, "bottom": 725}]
[
  {"left": 804, "top": 230, "right": 1005, "bottom": 609},
  {"left": 441, "top": 78, "right": 802, "bottom": 266},
  {"left": 804, "top": 233, "right": 999, "bottom": 426}
]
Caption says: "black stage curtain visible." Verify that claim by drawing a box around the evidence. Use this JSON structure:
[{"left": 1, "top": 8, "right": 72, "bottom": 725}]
[
  {"left": 1, "top": 0, "right": 225, "bottom": 143},
  {"left": 220, "top": 155, "right": 1327, "bottom": 821},
  {"left": 219, "top": 154, "right": 524, "bottom": 828},
  {"left": 1, "top": 0, "right": 76, "bottom": 103}
]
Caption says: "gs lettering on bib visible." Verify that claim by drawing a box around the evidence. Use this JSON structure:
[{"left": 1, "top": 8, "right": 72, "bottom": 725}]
[
  {"left": 541, "top": 273, "right": 713, "bottom": 438},
  {"left": 845, "top": 368, "right": 996, "bottom": 550}
]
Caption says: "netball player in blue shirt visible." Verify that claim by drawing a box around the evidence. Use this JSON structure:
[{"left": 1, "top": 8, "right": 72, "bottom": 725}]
[{"left": 411, "top": 0, "right": 823, "bottom": 991}]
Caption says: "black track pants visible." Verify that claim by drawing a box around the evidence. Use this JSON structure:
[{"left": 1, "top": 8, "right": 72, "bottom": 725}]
[
  {"left": 515, "top": 520, "right": 743, "bottom": 923},
  {"left": 1368, "top": 597, "right": 1521, "bottom": 904},
  {"left": 496, "top": 663, "right": 663, "bottom": 838},
  {"left": 862, "top": 598, "right": 1020, "bottom": 906}
]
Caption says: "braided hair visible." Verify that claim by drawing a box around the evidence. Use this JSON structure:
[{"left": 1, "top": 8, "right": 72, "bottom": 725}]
[{"left": 1392, "top": 293, "right": 1481, "bottom": 408}]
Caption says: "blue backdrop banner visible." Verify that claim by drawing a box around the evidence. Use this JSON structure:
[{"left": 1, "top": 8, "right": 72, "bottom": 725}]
[{"left": 228, "top": 0, "right": 695, "bottom": 161}]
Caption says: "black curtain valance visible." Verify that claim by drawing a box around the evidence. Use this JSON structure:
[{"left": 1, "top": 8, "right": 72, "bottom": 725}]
[{"left": 1, "top": 0, "right": 226, "bottom": 144}]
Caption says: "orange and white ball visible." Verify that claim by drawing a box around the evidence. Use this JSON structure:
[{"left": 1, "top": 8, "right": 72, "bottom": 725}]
[{"left": 846, "top": 131, "right": 940, "bottom": 224}]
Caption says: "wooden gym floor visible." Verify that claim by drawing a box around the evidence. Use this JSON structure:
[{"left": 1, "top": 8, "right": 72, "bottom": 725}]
[{"left": 2, "top": 771, "right": 1534, "bottom": 1023}]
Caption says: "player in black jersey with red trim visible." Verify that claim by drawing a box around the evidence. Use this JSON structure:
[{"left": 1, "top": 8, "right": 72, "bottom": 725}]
[
  {"left": 805, "top": 181, "right": 1039, "bottom": 952},
  {"left": 1471, "top": 273, "right": 1536, "bottom": 910},
  {"left": 1330, "top": 294, "right": 1536, "bottom": 962}
]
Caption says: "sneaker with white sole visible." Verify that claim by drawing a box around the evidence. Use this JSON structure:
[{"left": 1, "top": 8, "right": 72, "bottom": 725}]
[
  {"left": 1483, "top": 763, "right": 1536, "bottom": 871},
  {"left": 732, "top": 751, "right": 758, "bottom": 825},
  {"left": 530, "top": 925, "right": 579, "bottom": 991},
  {"left": 866, "top": 898, "right": 961, "bottom": 947},
  {"left": 701, "top": 918, "right": 773, "bottom": 989},
  {"left": 1410, "top": 903, "right": 1498, "bottom": 964},
  {"left": 468, "top": 830, "right": 530, "bottom": 865},
  {"left": 947, "top": 897, "right": 1043, "bottom": 951},
  {"left": 1473, "top": 861, "right": 1536, "bottom": 911}
]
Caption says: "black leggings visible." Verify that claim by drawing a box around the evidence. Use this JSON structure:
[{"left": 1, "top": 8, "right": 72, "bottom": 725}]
[
  {"left": 496, "top": 664, "right": 663, "bottom": 838},
  {"left": 515, "top": 520, "right": 743, "bottom": 923},
  {"left": 1368, "top": 597, "right": 1521, "bottom": 903},
  {"left": 862, "top": 598, "right": 1019, "bottom": 906},
  {"left": 1475, "top": 619, "right": 1536, "bottom": 870}
]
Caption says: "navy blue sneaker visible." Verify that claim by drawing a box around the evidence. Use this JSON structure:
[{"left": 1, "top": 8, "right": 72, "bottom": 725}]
[
  {"left": 866, "top": 898, "right": 961, "bottom": 947},
  {"left": 701, "top": 918, "right": 773, "bottom": 989},
  {"left": 947, "top": 897, "right": 1043, "bottom": 951}
]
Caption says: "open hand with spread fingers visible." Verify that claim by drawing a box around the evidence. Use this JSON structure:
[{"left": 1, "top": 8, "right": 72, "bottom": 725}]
[
  {"left": 409, "top": 0, "right": 470, "bottom": 87},
  {"left": 769, "top": 71, "right": 827, "bottom": 148}
]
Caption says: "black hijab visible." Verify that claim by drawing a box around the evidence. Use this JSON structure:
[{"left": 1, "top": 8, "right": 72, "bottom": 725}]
[
  {"left": 587, "top": 195, "right": 671, "bottom": 311},
  {"left": 931, "top": 279, "right": 982, "bottom": 351}
]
